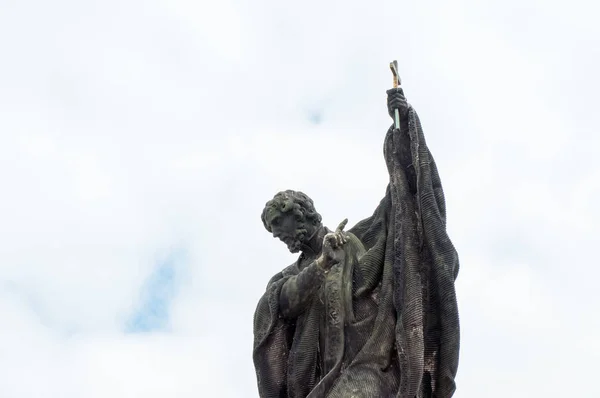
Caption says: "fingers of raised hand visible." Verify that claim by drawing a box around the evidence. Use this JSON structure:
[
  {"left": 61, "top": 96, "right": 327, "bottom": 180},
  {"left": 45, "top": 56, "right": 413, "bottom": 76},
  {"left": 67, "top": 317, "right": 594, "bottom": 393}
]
[
  {"left": 335, "top": 232, "right": 347, "bottom": 247},
  {"left": 336, "top": 218, "right": 348, "bottom": 233},
  {"left": 389, "top": 98, "right": 407, "bottom": 109},
  {"left": 324, "top": 233, "right": 337, "bottom": 249},
  {"left": 386, "top": 88, "right": 403, "bottom": 96},
  {"left": 325, "top": 218, "right": 349, "bottom": 251},
  {"left": 387, "top": 88, "right": 407, "bottom": 107},
  {"left": 324, "top": 233, "right": 345, "bottom": 250}
]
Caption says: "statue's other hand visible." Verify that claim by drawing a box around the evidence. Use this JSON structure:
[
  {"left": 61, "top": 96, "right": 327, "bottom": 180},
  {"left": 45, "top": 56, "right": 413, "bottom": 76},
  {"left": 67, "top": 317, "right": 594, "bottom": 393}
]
[
  {"left": 319, "top": 219, "right": 349, "bottom": 270},
  {"left": 386, "top": 87, "right": 409, "bottom": 120}
]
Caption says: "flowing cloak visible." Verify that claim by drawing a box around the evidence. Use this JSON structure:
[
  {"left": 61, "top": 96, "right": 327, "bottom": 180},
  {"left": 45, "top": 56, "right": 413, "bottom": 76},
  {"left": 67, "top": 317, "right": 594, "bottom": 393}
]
[{"left": 253, "top": 105, "right": 460, "bottom": 398}]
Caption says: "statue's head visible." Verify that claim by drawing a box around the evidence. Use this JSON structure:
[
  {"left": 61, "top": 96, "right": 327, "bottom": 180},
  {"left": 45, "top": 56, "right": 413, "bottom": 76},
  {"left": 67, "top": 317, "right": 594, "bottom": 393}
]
[{"left": 261, "top": 190, "right": 323, "bottom": 253}]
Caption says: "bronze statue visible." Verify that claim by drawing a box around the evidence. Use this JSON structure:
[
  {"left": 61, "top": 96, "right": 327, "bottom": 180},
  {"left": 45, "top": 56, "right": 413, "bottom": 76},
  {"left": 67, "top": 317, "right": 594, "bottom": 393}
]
[{"left": 253, "top": 79, "right": 460, "bottom": 398}]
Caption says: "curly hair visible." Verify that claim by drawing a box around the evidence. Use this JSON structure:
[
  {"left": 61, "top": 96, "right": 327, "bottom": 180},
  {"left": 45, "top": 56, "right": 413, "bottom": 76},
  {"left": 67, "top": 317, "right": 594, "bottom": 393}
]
[{"left": 261, "top": 190, "right": 322, "bottom": 233}]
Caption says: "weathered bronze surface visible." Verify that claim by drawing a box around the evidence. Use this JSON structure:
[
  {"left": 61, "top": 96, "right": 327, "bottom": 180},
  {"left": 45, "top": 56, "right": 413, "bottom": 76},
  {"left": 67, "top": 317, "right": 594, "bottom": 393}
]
[{"left": 253, "top": 87, "right": 460, "bottom": 398}]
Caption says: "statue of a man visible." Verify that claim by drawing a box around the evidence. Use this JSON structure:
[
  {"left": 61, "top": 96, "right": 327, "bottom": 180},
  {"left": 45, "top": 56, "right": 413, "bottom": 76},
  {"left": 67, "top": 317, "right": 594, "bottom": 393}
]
[{"left": 253, "top": 89, "right": 460, "bottom": 398}]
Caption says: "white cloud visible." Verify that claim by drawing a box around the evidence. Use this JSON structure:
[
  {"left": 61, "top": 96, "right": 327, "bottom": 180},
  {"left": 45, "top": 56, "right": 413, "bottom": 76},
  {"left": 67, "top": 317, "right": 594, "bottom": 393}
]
[{"left": 0, "top": 0, "right": 598, "bottom": 397}]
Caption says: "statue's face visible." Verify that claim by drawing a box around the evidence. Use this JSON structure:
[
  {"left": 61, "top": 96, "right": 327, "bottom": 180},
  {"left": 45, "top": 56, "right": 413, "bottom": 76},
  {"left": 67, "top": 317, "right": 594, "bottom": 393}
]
[{"left": 267, "top": 211, "right": 304, "bottom": 253}]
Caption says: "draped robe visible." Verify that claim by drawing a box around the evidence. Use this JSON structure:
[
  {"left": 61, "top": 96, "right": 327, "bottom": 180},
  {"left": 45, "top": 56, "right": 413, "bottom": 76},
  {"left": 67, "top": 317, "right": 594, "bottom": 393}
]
[{"left": 253, "top": 106, "right": 460, "bottom": 398}]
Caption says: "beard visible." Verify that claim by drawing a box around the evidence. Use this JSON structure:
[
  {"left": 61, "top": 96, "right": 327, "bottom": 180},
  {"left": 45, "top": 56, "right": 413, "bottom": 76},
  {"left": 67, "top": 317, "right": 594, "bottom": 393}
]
[{"left": 286, "top": 228, "right": 307, "bottom": 253}]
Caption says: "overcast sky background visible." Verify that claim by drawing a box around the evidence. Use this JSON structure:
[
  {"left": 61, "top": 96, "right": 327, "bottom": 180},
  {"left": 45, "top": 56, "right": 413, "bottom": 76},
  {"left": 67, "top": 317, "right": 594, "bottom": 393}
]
[{"left": 0, "top": 0, "right": 598, "bottom": 397}]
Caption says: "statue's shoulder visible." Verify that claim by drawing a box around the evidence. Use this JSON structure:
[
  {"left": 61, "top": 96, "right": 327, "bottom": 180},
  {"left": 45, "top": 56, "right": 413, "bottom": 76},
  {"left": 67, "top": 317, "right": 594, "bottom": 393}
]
[
  {"left": 265, "top": 261, "right": 299, "bottom": 289},
  {"left": 281, "top": 262, "right": 299, "bottom": 277}
]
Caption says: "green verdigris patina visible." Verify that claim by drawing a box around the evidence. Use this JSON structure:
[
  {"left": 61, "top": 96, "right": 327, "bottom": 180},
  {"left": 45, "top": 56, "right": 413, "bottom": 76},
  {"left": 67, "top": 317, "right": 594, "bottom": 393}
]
[{"left": 253, "top": 88, "right": 460, "bottom": 398}]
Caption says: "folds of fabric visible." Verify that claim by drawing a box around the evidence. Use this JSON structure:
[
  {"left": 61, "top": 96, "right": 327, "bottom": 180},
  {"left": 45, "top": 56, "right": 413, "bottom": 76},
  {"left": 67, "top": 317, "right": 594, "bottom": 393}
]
[
  {"left": 253, "top": 106, "right": 460, "bottom": 398},
  {"left": 352, "top": 108, "right": 460, "bottom": 397}
]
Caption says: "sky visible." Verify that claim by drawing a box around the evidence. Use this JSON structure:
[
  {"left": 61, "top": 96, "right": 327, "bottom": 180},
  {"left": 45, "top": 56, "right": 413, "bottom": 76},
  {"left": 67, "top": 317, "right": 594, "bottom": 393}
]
[{"left": 0, "top": 0, "right": 598, "bottom": 397}]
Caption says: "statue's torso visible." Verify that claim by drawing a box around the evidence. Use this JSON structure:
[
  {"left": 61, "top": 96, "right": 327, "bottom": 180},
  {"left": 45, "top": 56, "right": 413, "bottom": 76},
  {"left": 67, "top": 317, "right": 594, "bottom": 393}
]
[{"left": 294, "top": 236, "right": 380, "bottom": 380}]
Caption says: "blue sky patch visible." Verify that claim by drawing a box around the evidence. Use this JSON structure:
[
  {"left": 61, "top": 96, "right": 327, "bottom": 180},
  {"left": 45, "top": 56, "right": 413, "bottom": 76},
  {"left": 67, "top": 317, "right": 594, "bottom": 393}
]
[
  {"left": 306, "top": 109, "right": 324, "bottom": 125},
  {"left": 125, "top": 248, "right": 187, "bottom": 333}
]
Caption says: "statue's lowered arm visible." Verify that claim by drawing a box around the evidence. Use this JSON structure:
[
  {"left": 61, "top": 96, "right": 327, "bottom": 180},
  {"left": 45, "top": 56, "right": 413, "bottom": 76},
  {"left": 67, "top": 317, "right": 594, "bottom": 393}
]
[
  {"left": 279, "top": 261, "right": 326, "bottom": 319},
  {"left": 280, "top": 220, "right": 349, "bottom": 319}
]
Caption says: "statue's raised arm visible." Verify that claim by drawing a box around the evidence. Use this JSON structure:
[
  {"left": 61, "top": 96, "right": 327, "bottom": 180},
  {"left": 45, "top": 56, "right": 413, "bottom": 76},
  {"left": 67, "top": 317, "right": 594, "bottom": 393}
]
[
  {"left": 349, "top": 85, "right": 461, "bottom": 398},
  {"left": 253, "top": 72, "right": 460, "bottom": 398}
]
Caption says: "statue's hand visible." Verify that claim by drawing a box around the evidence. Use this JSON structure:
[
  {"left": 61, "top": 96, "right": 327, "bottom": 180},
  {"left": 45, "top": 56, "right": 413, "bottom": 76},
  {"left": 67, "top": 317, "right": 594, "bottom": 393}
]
[
  {"left": 318, "top": 219, "right": 348, "bottom": 270},
  {"left": 386, "top": 87, "right": 409, "bottom": 120}
]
